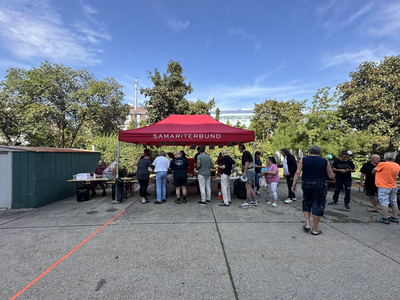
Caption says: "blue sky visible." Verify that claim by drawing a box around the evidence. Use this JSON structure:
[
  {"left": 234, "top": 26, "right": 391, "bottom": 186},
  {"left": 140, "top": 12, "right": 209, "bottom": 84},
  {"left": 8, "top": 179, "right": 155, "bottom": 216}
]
[{"left": 0, "top": 0, "right": 399, "bottom": 110}]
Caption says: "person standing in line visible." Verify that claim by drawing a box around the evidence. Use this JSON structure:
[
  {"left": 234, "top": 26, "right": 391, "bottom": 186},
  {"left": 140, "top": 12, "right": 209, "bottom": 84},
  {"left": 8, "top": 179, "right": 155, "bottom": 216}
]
[
  {"left": 360, "top": 154, "right": 381, "bottom": 212},
  {"left": 239, "top": 143, "right": 258, "bottom": 208},
  {"left": 215, "top": 152, "right": 223, "bottom": 194},
  {"left": 196, "top": 147, "right": 214, "bottom": 205},
  {"left": 372, "top": 152, "right": 400, "bottom": 224},
  {"left": 254, "top": 151, "right": 263, "bottom": 196},
  {"left": 217, "top": 149, "right": 235, "bottom": 206},
  {"left": 136, "top": 154, "right": 152, "bottom": 204},
  {"left": 292, "top": 145, "right": 335, "bottom": 235},
  {"left": 264, "top": 157, "right": 280, "bottom": 207},
  {"left": 194, "top": 147, "right": 202, "bottom": 195},
  {"left": 328, "top": 151, "right": 355, "bottom": 209},
  {"left": 169, "top": 152, "right": 189, "bottom": 204},
  {"left": 152, "top": 151, "right": 170, "bottom": 204},
  {"left": 281, "top": 148, "right": 298, "bottom": 204}
]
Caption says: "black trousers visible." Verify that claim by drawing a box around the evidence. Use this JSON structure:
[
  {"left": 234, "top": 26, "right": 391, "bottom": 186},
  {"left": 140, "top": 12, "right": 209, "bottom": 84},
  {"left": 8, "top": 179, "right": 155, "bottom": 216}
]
[
  {"left": 286, "top": 175, "right": 296, "bottom": 199},
  {"left": 138, "top": 179, "right": 149, "bottom": 198}
]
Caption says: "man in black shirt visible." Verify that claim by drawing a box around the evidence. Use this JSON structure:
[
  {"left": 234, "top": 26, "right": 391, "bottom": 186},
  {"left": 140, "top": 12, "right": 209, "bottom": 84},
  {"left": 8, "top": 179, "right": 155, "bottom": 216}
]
[
  {"left": 169, "top": 152, "right": 189, "bottom": 204},
  {"left": 238, "top": 143, "right": 257, "bottom": 208},
  {"left": 217, "top": 149, "right": 236, "bottom": 206},
  {"left": 328, "top": 151, "right": 355, "bottom": 209},
  {"left": 360, "top": 154, "right": 380, "bottom": 212}
]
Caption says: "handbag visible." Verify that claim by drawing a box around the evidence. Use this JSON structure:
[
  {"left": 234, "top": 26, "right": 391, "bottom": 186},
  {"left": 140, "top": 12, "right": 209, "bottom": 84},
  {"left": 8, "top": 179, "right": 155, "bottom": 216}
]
[{"left": 259, "top": 176, "right": 267, "bottom": 187}]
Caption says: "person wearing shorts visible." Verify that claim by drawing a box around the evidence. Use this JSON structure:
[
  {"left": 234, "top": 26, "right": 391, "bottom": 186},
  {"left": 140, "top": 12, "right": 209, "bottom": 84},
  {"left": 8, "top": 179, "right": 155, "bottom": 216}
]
[
  {"left": 360, "top": 154, "right": 380, "bottom": 212},
  {"left": 292, "top": 145, "right": 335, "bottom": 235},
  {"left": 169, "top": 152, "right": 189, "bottom": 204},
  {"left": 372, "top": 152, "right": 400, "bottom": 224},
  {"left": 238, "top": 143, "right": 257, "bottom": 208}
]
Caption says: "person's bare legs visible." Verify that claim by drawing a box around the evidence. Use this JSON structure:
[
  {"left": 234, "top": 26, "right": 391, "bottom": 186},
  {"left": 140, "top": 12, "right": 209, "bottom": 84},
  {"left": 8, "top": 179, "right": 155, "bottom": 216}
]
[
  {"left": 181, "top": 186, "right": 187, "bottom": 197},
  {"left": 312, "top": 215, "right": 322, "bottom": 234},
  {"left": 369, "top": 196, "right": 378, "bottom": 210},
  {"left": 175, "top": 187, "right": 181, "bottom": 199},
  {"left": 245, "top": 182, "right": 252, "bottom": 198},
  {"left": 303, "top": 212, "right": 311, "bottom": 229},
  {"left": 391, "top": 205, "right": 398, "bottom": 218},
  {"left": 381, "top": 205, "right": 389, "bottom": 218}
]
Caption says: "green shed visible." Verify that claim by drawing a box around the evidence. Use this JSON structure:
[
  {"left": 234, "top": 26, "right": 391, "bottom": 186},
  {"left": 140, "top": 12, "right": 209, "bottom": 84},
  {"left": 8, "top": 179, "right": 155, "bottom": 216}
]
[{"left": 0, "top": 146, "right": 100, "bottom": 209}]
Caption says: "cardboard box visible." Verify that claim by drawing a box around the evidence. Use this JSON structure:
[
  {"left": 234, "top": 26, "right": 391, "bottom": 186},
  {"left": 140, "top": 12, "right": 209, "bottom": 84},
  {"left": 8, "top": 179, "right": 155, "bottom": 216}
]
[{"left": 76, "top": 173, "right": 91, "bottom": 180}]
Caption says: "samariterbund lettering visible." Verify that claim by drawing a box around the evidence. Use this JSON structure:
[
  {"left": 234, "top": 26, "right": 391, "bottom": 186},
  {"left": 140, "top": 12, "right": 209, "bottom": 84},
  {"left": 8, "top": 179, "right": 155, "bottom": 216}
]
[{"left": 153, "top": 134, "right": 222, "bottom": 139}]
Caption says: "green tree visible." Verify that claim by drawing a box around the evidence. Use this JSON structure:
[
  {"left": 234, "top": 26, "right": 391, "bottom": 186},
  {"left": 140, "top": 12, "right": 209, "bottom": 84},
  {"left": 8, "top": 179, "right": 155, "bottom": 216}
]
[
  {"left": 140, "top": 60, "right": 193, "bottom": 124},
  {"left": 187, "top": 98, "right": 215, "bottom": 115},
  {"left": 250, "top": 99, "right": 305, "bottom": 140},
  {"left": 337, "top": 56, "right": 400, "bottom": 150},
  {"left": 215, "top": 107, "right": 220, "bottom": 121},
  {"left": 0, "top": 62, "right": 129, "bottom": 147}
]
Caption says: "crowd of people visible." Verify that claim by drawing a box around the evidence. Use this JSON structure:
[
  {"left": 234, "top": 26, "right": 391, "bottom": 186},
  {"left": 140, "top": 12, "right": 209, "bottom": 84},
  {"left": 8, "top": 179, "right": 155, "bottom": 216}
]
[{"left": 95, "top": 143, "right": 400, "bottom": 235}]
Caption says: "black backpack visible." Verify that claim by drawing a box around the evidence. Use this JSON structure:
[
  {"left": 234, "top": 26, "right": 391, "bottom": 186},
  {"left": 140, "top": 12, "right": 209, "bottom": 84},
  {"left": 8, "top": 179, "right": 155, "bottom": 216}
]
[{"left": 234, "top": 179, "right": 247, "bottom": 199}]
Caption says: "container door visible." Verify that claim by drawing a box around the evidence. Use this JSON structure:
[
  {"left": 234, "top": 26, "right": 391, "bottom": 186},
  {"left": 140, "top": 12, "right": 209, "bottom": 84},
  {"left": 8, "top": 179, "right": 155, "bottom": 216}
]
[{"left": 0, "top": 152, "right": 12, "bottom": 209}]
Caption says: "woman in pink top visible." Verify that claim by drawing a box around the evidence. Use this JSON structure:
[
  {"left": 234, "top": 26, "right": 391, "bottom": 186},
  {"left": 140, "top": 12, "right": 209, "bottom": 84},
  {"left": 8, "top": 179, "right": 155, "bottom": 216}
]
[{"left": 263, "top": 157, "right": 280, "bottom": 207}]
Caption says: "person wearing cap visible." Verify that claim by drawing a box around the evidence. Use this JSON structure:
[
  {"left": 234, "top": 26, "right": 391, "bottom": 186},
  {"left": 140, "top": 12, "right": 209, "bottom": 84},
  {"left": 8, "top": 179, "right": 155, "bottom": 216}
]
[
  {"left": 328, "top": 151, "right": 355, "bottom": 209},
  {"left": 196, "top": 147, "right": 214, "bottom": 205},
  {"left": 169, "top": 151, "right": 189, "bottom": 204}
]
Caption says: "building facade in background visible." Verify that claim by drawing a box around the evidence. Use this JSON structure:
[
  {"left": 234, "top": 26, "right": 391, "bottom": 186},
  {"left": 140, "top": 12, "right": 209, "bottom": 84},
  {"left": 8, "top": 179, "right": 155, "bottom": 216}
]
[
  {"left": 210, "top": 109, "right": 254, "bottom": 128},
  {"left": 122, "top": 107, "right": 148, "bottom": 130}
]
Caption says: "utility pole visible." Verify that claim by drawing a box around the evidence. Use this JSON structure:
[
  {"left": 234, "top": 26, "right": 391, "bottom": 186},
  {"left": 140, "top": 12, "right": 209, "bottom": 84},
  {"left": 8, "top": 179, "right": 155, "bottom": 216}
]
[{"left": 134, "top": 77, "right": 138, "bottom": 129}]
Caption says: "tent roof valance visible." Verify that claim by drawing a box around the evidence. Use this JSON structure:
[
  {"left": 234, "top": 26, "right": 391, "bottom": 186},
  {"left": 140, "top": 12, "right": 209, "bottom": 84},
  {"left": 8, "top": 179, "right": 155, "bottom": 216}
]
[{"left": 118, "top": 114, "right": 254, "bottom": 146}]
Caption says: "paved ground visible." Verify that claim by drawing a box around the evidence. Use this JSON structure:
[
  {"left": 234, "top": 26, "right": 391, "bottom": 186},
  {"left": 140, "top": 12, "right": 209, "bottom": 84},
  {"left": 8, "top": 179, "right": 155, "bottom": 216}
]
[{"left": 1, "top": 180, "right": 400, "bottom": 300}]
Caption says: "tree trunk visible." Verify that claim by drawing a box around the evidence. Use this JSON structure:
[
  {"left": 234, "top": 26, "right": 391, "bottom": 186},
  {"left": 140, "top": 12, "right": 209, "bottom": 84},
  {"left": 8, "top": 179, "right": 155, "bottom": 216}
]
[{"left": 0, "top": 127, "right": 14, "bottom": 145}]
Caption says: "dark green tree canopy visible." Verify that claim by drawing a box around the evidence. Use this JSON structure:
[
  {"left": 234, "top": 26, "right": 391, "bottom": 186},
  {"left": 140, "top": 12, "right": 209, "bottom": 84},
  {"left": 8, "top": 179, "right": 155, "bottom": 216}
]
[
  {"left": 140, "top": 60, "right": 193, "bottom": 124},
  {"left": 337, "top": 55, "right": 400, "bottom": 149},
  {"left": 0, "top": 61, "right": 129, "bottom": 147}
]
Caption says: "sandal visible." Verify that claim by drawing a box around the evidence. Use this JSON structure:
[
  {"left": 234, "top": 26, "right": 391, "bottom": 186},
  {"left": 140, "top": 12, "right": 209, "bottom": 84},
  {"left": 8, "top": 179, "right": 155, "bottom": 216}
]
[
  {"left": 302, "top": 225, "right": 311, "bottom": 231},
  {"left": 182, "top": 199, "right": 187, "bottom": 203},
  {"left": 175, "top": 199, "right": 181, "bottom": 204},
  {"left": 311, "top": 230, "right": 322, "bottom": 236},
  {"left": 367, "top": 208, "right": 379, "bottom": 213}
]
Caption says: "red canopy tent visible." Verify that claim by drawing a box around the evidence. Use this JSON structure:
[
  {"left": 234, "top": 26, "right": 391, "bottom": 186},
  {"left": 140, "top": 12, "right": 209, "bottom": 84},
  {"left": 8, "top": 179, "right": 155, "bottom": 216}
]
[
  {"left": 118, "top": 114, "right": 254, "bottom": 146},
  {"left": 113, "top": 115, "right": 255, "bottom": 203}
]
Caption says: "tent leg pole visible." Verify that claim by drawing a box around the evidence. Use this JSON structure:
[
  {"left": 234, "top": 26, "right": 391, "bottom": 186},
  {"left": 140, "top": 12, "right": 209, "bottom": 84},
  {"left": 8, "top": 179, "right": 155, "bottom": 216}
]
[
  {"left": 252, "top": 141, "right": 256, "bottom": 198},
  {"left": 112, "top": 141, "right": 121, "bottom": 204}
]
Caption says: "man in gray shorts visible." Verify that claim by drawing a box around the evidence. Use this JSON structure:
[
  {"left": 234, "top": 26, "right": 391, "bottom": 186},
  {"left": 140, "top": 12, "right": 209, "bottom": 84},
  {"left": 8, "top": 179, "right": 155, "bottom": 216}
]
[
  {"left": 372, "top": 152, "right": 400, "bottom": 224},
  {"left": 238, "top": 143, "right": 257, "bottom": 208}
]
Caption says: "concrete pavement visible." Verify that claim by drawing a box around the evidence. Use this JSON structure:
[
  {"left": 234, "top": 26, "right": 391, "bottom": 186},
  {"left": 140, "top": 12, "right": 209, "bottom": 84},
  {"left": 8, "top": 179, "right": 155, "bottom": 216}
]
[{"left": 1, "top": 180, "right": 400, "bottom": 299}]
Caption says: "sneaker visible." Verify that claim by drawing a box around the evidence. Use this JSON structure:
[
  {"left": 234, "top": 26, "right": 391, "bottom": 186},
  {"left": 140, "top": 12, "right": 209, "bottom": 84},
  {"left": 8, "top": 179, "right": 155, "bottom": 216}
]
[
  {"left": 291, "top": 198, "right": 297, "bottom": 201},
  {"left": 344, "top": 204, "right": 350, "bottom": 209},
  {"left": 250, "top": 200, "right": 259, "bottom": 206},
  {"left": 388, "top": 217, "right": 399, "bottom": 223},
  {"left": 206, "top": 200, "right": 211, "bottom": 203},
  {"left": 154, "top": 201, "right": 162, "bottom": 204},
  {"left": 102, "top": 191, "right": 106, "bottom": 196},
  {"left": 284, "top": 199, "right": 293, "bottom": 204},
  {"left": 198, "top": 201, "right": 206, "bottom": 206},
  {"left": 266, "top": 201, "right": 271, "bottom": 204},
  {"left": 256, "top": 191, "right": 261, "bottom": 196},
  {"left": 271, "top": 203, "right": 278, "bottom": 207},
  {"left": 376, "top": 218, "right": 390, "bottom": 224},
  {"left": 328, "top": 201, "right": 338, "bottom": 206},
  {"left": 218, "top": 202, "right": 230, "bottom": 206},
  {"left": 162, "top": 199, "right": 166, "bottom": 203},
  {"left": 239, "top": 202, "right": 251, "bottom": 208}
]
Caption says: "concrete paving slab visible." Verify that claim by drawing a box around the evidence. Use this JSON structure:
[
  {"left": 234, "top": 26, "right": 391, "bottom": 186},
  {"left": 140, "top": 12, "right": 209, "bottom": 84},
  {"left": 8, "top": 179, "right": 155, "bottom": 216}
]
[
  {"left": 219, "top": 222, "right": 400, "bottom": 299},
  {"left": 5, "top": 224, "right": 234, "bottom": 300}
]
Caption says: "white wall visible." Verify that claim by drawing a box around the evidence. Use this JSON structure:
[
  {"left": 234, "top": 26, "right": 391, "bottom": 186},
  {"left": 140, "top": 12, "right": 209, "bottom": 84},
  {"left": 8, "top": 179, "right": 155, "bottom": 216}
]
[{"left": 0, "top": 152, "right": 12, "bottom": 209}]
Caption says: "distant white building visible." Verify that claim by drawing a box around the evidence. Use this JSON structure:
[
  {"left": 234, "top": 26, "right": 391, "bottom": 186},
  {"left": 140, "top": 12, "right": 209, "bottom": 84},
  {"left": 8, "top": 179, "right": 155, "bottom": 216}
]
[
  {"left": 210, "top": 108, "right": 254, "bottom": 128},
  {"left": 122, "top": 107, "right": 148, "bottom": 130}
]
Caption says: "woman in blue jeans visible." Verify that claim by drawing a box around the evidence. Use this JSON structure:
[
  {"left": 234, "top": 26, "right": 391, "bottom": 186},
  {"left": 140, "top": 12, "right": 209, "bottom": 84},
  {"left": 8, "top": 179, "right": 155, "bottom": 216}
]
[{"left": 152, "top": 151, "right": 170, "bottom": 204}]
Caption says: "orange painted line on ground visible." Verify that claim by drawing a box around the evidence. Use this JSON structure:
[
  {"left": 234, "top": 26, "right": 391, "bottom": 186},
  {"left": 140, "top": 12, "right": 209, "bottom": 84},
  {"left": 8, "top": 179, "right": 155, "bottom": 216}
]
[{"left": 9, "top": 209, "right": 126, "bottom": 300}]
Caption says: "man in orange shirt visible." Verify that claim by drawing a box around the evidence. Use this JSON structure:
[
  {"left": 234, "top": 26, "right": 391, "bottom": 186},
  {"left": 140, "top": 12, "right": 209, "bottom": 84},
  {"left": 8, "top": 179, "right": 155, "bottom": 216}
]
[{"left": 372, "top": 152, "right": 400, "bottom": 224}]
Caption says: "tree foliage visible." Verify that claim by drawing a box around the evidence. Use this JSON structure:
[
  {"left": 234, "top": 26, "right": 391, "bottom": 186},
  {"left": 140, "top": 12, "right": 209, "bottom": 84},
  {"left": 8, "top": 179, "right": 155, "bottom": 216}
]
[
  {"left": 250, "top": 99, "right": 305, "bottom": 139},
  {"left": 337, "top": 55, "right": 400, "bottom": 150},
  {"left": 0, "top": 62, "right": 129, "bottom": 147},
  {"left": 187, "top": 98, "right": 215, "bottom": 115},
  {"left": 140, "top": 60, "right": 193, "bottom": 124}
]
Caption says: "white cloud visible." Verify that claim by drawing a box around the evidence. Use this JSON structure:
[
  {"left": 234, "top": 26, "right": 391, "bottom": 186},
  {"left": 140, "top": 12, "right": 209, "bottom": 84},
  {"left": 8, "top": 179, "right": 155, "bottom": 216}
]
[
  {"left": 366, "top": 0, "right": 400, "bottom": 38},
  {"left": 228, "top": 28, "right": 251, "bottom": 39},
  {"left": 0, "top": 0, "right": 110, "bottom": 66},
  {"left": 254, "top": 42, "right": 262, "bottom": 51},
  {"left": 320, "top": 46, "right": 397, "bottom": 69},
  {"left": 167, "top": 19, "right": 189, "bottom": 30}
]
